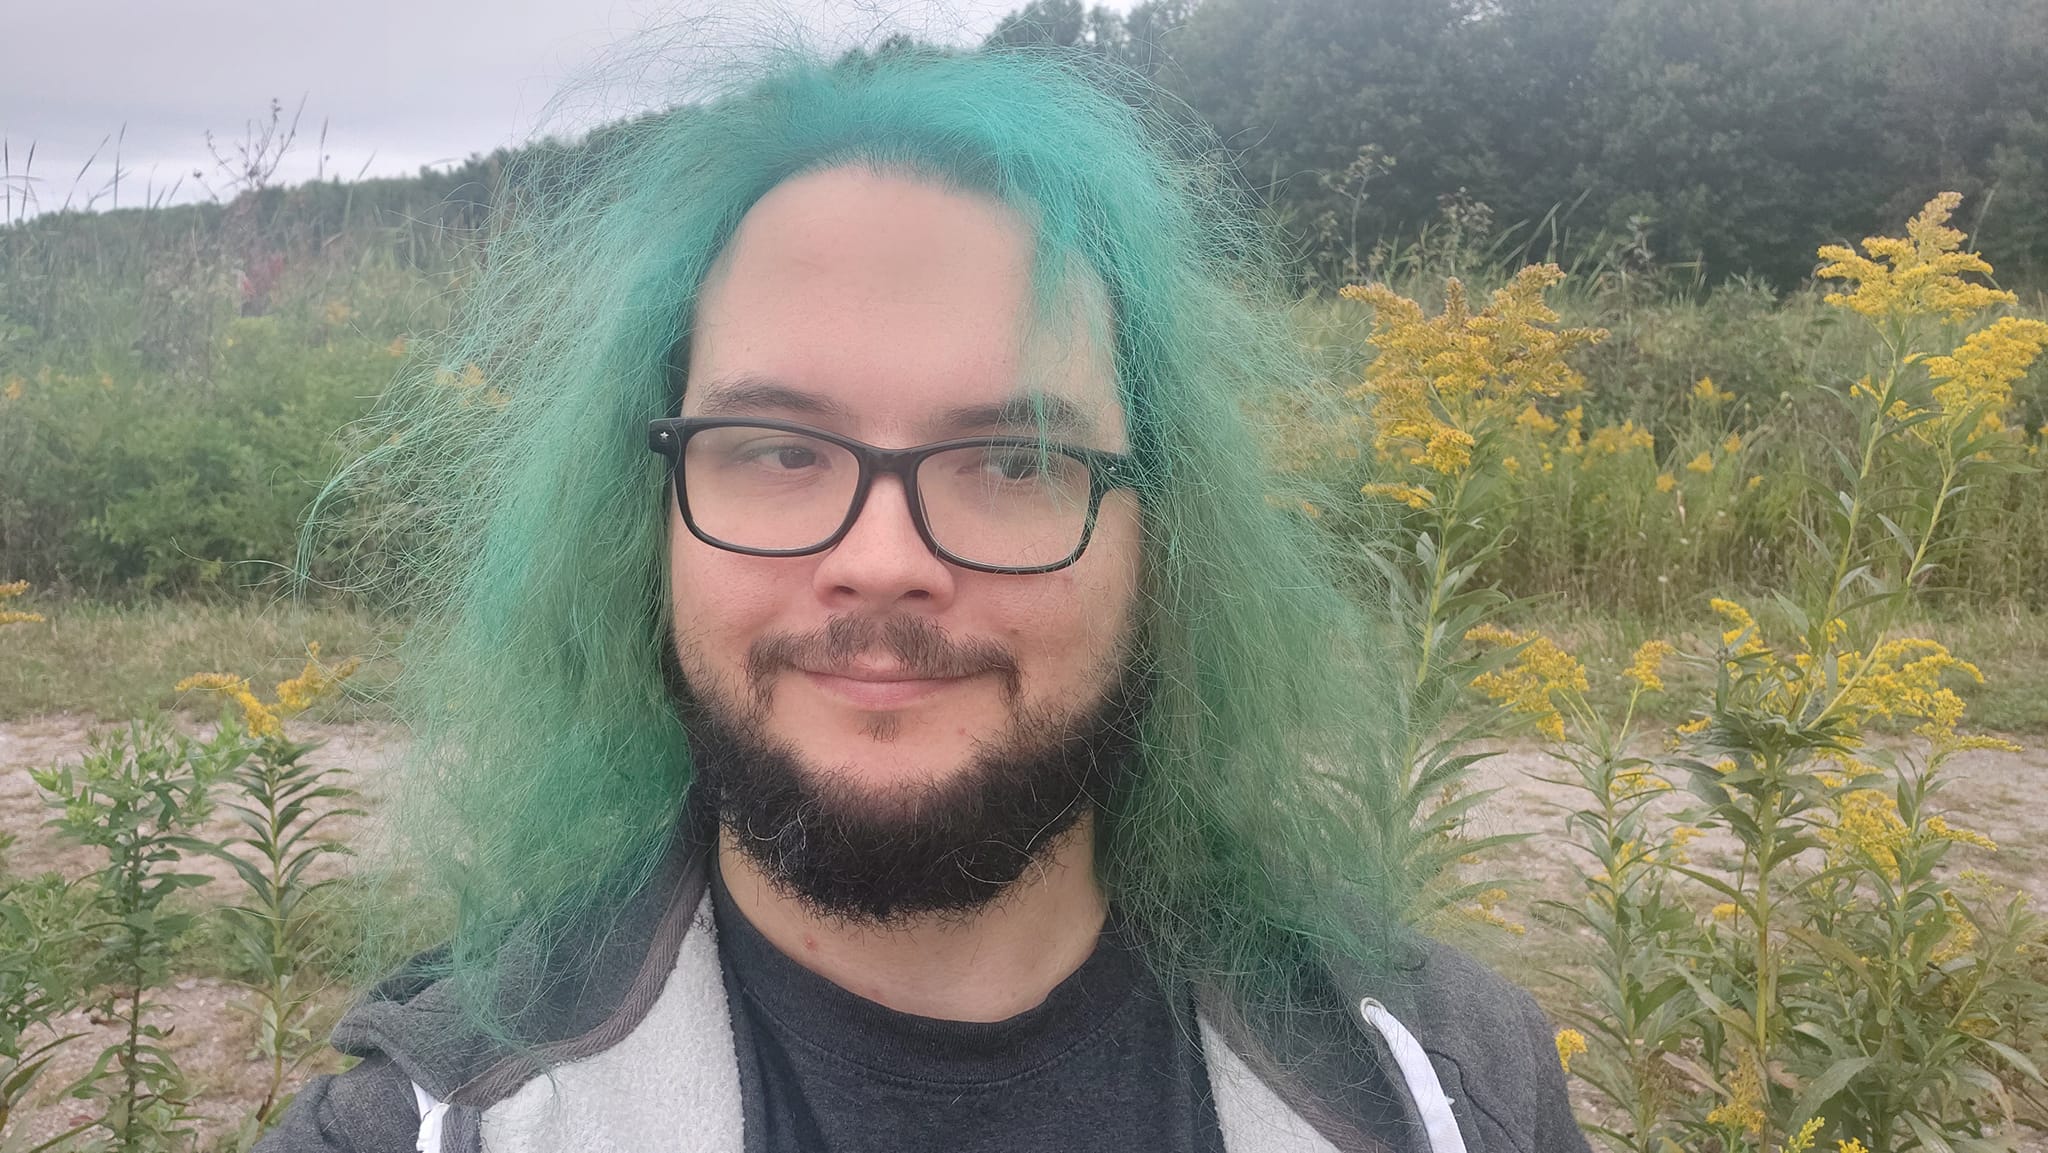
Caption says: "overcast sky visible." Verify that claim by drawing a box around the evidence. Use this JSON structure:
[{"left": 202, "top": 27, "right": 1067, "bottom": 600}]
[{"left": 2, "top": 0, "right": 1096, "bottom": 217}]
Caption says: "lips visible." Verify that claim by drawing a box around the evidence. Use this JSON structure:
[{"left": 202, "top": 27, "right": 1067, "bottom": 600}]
[{"left": 798, "top": 664, "right": 969, "bottom": 709}]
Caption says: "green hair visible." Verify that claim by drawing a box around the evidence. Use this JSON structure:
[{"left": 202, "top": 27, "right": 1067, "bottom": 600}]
[{"left": 325, "top": 43, "right": 1419, "bottom": 1038}]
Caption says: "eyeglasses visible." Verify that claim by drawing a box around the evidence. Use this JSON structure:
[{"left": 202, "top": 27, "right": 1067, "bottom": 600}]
[{"left": 647, "top": 417, "right": 1138, "bottom": 575}]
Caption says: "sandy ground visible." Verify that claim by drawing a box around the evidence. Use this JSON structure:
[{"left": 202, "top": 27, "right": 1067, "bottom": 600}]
[
  {"left": 1, "top": 715, "right": 405, "bottom": 1148},
  {"left": 2, "top": 715, "right": 2041, "bottom": 1147}
]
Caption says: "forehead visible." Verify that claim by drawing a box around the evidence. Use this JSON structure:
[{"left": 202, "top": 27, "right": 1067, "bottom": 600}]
[{"left": 684, "top": 166, "right": 1124, "bottom": 446}]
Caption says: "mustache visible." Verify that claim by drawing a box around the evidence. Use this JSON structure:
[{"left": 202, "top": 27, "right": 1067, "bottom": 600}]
[{"left": 745, "top": 614, "right": 1021, "bottom": 699}]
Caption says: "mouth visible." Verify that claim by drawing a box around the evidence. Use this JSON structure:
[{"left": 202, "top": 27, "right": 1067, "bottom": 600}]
[{"left": 795, "top": 663, "right": 974, "bottom": 710}]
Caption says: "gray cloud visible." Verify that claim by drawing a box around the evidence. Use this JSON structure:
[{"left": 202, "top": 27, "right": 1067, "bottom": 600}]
[{"left": 2, "top": 0, "right": 1077, "bottom": 214}]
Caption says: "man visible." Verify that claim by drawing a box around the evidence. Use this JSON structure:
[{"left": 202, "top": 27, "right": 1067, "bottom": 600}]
[{"left": 266, "top": 45, "right": 1588, "bottom": 1153}]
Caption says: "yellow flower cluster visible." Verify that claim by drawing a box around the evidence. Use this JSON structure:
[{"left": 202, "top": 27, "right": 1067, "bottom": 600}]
[
  {"left": 1623, "top": 639, "right": 1674, "bottom": 692},
  {"left": 1611, "top": 765, "right": 1672, "bottom": 797},
  {"left": 1705, "top": 1059, "right": 1766, "bottom": 1135},
  {"left": 1514, "top": 403, "right": 1558, "bottom": 434},
  {"left": 1584, "top": 420, "right": 1655, "bottom": 461},
  {"left": 1343, "top": 265, "right": 1605, "bottom": 477},
  {"left": 1553, "top": 1028, "right": 1588, "bottom": 1075},
  {"left": 175, "top": 672, "right": 283, "bottom": 738},
  {"left": 1692, "top": 376, "right": 1732, "bottom": 404},
  {"left": 1360, "top": 482, "right": 1435, "bottom": 510},
  {"left": 177, "top": 642, "right": 361, "bottom": 740},
  {"left": 1918, "top": 316, "right": 2048, "bottom": 438},
  {"left": 1466, "top": 625, "right": 1588, "bottom": 741},
  {"left": 1816, "top": 193, "right": 2016, "bottom": 324},
  {"left": 0, "top": 579, "right": 44, "bottom": 627},
  {"left": 1924, "top": 815, "right": 1997, "bottom": 852},
  {"left": 275, "top": 642, "right": 362, "bottom": 712},
  {"left": 1461, "top": 887, "right": 1527, "bottom": 935},
  {"left": 1708, "top": 598, "right": 1772, "bottom": 658},
  {"left": 1827, "top": 788, "right": 1909, "bottom": 880},
  {"left": 1832, "top": 637, "right": 2018, "bottom": 752},
  {"left": 1784, "top": 1117, "right": 1827, "bottom": 1153}
]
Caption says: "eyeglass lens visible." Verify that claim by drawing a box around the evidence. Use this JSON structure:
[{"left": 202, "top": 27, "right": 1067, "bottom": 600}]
[{"left": 680, "top": 424, "right": 1095, "bottom": 569}]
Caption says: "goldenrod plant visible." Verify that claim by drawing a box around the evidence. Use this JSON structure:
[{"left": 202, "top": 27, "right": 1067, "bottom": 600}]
[
  {"left": 1637, "top": 195, "right": 2048, "bottom": 1153},
  {"left": 178, "top": 645, "right": 361, "bottom": 1143},
  {"left": 1273, "top": 264, "right": 1609, "bottom": 919},
  {"left": 32, "top": 720, "right": 243, "bottom": 1153}
]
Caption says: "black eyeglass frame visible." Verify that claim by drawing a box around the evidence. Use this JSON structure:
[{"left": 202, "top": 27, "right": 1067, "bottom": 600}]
[{"left": 647, "top": 416, "right": 1139, "bottom": 575}]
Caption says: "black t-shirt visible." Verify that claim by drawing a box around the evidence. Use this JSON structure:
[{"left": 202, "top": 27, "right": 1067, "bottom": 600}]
[{"left": 710, "top": 868, "right": 1228, "bottom": 1153}]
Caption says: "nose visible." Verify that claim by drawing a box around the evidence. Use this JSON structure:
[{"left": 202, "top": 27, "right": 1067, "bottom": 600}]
[{"left": 810, "top": 472, "right": 957, "bottom": 610}]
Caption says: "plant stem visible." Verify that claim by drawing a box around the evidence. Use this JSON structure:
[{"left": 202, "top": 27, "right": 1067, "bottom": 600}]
[{"left": 1413, "top": 469, "right": 1473, "bottom": 688}]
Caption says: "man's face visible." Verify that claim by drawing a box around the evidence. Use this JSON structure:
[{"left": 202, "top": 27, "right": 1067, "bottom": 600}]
[{"left": 668, "top": 166, "right": 1143, "bottom": 873}]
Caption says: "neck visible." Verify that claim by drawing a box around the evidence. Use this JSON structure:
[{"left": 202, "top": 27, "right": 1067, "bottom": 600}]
[{"left": 715, "top": 819, "right": 1107, "bottom": 1022}]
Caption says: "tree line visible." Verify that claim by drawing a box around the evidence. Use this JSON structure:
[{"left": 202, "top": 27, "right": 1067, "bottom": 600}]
[{"left": 991, "top": 0, "right": 2048, "bottom": 288}]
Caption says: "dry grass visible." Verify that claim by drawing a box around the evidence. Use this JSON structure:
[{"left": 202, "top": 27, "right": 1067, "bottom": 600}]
[{"left": 0, "top": 597, "right": 400, "bottom": 723}]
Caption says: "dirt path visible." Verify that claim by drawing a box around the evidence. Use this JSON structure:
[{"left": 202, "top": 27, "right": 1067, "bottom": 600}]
[
  {"left": 3, "top": 716, "right": 2041, "bottom": 1146},
  {"left": 1460, "top": 737, "right": 2045, "bottom": 920}
]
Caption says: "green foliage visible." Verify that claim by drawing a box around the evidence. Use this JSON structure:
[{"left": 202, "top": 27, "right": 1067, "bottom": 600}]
[
  {"left": 0, "top": 268, "right": 431, "bottom": 596},
  {"left": 0, "top": 841, "right": 94, "bottom": 1153},
  {"left": 32, "top": 719, "right": 243, "bottom": 1153},
  {"left": 199, "top": 720, "right": 361, "bottom": 1136},
  {"left": 1070, "top": 0, "right": 2048, "bottom": 288}
]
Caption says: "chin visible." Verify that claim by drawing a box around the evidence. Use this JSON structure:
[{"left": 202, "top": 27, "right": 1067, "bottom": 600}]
[{"left": 779, "top": 721, "right": 988, "bottom": 790}]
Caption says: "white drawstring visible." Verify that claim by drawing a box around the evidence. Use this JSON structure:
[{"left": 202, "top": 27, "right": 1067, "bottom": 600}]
[
  {"left": 1358, "top": 998, "right": 1468, "bottom": 1153},
  {"left": 413, "top": 1083, "right": 450, "bottom": 1153}
]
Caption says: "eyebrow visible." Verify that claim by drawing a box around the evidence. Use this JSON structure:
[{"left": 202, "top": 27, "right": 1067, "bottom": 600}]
[
  {"left": 693, "top": 374, "right": 1099, "bottom": 440},
  {"left": 692, "top": 375, "right": 852, "bottom": 419},
  {"left": 932, "top": 393, "right": 1097, "bottom": 440}
]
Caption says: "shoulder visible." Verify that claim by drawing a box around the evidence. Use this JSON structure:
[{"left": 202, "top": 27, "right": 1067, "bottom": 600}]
[
  {"left": 252, "top": 1055, "right": 422, "bottom": 1153},
  {"left": 1340, "top": 936, "right": 1590, "bottom": 1153}
]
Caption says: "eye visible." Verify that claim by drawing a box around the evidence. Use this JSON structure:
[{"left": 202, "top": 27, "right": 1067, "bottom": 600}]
[
  {"left": 986, "top": 448, "right": 1046, "bottom": 481},
  {"left": 728, "top": 438, "right": 826, "bottom": 471}
]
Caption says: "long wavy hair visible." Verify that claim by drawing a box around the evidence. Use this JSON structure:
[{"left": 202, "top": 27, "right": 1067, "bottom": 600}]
[{"left": 317, "top": 42, "right": 1417, "bottom": 1038}]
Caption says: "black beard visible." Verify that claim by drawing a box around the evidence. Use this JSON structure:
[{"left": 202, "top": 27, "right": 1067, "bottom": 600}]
[{"left": 678, "top": 659, "right": 1145, "bottom": 925}]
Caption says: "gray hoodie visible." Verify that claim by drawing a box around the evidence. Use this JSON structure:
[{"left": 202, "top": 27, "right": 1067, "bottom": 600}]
[{"left": 256, "top": 834, "right": 1590, "bottom": 1153}]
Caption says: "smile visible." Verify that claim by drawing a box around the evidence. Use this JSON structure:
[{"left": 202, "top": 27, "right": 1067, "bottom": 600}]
[{"left": 798, "top": 667, "right": 973, "bottom": 710}]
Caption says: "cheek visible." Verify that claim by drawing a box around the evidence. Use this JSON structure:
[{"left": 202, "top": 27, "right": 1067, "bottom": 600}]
[
  {"left": 669, "top": 524, "right": 791, "bottom": 676},
  {"left": 995, "top": 500, "right": 1142, "bottom": 687}
]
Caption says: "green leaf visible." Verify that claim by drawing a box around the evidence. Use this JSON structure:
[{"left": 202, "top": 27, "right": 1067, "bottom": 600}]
[
  {"left": 1980, "top": 1039, "right": 2045, "bottom": 1086},
  {"left": 1792, "top": 1054, "right": 1872, "bottom": 1124},
  {"left": 1905, "top": 1111, "right": 1958, "bottom": 1153}
]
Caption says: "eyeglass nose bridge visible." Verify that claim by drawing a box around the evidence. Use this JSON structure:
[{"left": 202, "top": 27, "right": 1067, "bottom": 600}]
[{"left": 831, "top": 443, "right": 947, "bottom": 560}]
